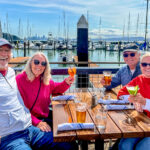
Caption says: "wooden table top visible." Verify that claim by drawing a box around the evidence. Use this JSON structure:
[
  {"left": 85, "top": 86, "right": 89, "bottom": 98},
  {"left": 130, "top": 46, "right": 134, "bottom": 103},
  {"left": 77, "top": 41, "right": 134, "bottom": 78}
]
[{"left": 52, "top": 88, "right": 150, "bottom": 142}]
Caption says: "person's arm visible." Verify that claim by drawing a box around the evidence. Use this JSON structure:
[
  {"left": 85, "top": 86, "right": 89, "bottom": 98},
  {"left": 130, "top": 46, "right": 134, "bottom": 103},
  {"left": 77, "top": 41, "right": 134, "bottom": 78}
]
[
  {"left": 117, "top": 86, "right": 129, "bottom": 99},
  {"left": 117, "top": 77, "right": 139, "bottom": 99},
  {"left": 31, "top": 114, "right": 41, "bottom": 126},
  {"left": 143, "top": 99, "right": 150, "bottom": 111},
  {"left": 31, "top": 114, "right": 51, "bottom": 132},
  {"left": 51, "top": 76, "right": 74, "bottom": 94},
  {"left": 106, "top": 69, "right": 122, "bottom": 90}
]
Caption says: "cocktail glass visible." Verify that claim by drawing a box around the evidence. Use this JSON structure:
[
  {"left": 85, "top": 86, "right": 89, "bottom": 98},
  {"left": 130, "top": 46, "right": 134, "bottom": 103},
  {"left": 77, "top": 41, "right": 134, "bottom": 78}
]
[
  {"left": 126, "top": 85, "right": 139, "bottom": 109},
  {"left": 68, "top": 67, "right": 76, "bottom": 77},
  {"left": 125, "top": 85, "right": 139, "bottom": 124},
  {"left": 126, "top": 85, "right": 139, "bottom": 96}
]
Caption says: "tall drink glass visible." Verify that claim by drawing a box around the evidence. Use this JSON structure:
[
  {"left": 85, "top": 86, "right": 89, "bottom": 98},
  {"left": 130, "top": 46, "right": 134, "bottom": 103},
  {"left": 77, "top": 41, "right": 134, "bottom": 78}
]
[
  {"left": 76, "top": 102, "right": 87, "bottom": 123},
  {"left": 103, "top": 71, "right": 112, "bottom": 86},
  {"left": 94, "top": 108, "right": 107, "bottom": 132}
]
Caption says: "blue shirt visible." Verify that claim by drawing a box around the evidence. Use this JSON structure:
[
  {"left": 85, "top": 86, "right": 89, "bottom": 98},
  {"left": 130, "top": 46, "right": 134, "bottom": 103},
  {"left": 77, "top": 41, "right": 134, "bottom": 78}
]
[
  {"left": 106, "top": 62, "right": 142, "bottom": 90},
  {"left": 0, "top": 67, "right": 31, "bottom": 137}
]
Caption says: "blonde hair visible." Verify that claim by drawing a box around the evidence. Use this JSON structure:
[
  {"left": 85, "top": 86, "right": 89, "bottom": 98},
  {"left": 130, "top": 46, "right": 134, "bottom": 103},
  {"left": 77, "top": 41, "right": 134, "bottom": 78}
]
[
  {"left": 141, "top": 52, "right": 150, "bottom": 62},
  {"left": 24, "top": 52, "right": 51, "bottom": 85}
]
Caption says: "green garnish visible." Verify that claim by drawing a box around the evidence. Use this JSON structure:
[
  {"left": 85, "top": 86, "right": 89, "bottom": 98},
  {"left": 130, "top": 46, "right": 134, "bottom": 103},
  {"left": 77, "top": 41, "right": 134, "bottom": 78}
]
[{"left": 127, "top": 85, "right": 139, "bottom": 96}]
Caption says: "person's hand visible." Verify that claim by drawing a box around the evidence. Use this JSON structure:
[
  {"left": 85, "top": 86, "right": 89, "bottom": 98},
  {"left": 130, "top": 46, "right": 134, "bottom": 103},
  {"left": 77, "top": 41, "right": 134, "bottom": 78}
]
[
  {"left": 134, "top": 102, "right": 143, "bottom": 112},
  {"left": 128, "top": 93, "right": 146, "bottom": 112},
  {"left": 65, "top": 76, "right": 75, "bottom": 85},
  {"left": 128, "top": 93, "right": 146, "bottom": 106},
  {"left": 100, "top": 77, "right": 106, "bottom": 86},
  {"left": 37, "top": 121, "right": 51, "bottom": 132}
]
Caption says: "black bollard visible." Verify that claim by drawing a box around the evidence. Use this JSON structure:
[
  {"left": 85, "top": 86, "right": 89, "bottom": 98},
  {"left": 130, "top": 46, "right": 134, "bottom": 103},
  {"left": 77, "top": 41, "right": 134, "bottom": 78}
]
[
  {"left": 54, "top": 41, "right": 56, "bottom": 50},
  {"left": 77, "top": 15, "right": 89, "bottom": 88},
  {"left": 24, "top": 41, "right": 26, "bottom": 57},
  {"left": 16, "top": 40, "right": 19, "bottom": 49},
  {"left": 27, "top": 40, "right": 30, "bottom": 50}
]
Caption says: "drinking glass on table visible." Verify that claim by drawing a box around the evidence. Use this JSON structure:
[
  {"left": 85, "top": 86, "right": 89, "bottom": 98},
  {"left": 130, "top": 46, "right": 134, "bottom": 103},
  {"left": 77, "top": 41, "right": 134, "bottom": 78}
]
[
  {"left": 94, "top": 108, "right": 107, "bottom": 132},
  {"left": 73, "top": 88, "right": 82, "bottom": 103},
  {"left": 76, "top": 102, "right": 87, "bottom": 123}
]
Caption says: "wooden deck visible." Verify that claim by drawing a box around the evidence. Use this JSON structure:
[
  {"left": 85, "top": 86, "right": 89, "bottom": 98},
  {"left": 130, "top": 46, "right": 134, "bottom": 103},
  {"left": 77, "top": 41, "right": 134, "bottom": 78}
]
[{"left": 9, "top": 57, "right": 30, "bottom": 68}]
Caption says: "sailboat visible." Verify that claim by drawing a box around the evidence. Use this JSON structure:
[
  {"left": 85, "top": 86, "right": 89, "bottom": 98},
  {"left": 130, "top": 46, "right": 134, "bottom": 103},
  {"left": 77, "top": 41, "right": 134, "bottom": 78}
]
[{"left": 42, "top": 32, "right": 55, "bottom": 50}]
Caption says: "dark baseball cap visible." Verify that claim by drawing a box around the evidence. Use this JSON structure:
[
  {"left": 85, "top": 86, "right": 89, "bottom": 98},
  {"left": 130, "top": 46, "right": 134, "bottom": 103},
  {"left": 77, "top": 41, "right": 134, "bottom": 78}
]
[{"left": 123, "top": 44, "right": 139, "bottom": 53}]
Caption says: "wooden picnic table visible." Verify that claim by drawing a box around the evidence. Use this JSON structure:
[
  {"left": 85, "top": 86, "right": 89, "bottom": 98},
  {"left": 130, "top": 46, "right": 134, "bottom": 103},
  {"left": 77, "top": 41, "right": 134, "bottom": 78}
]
[{"left": 52, "top": 88, "right": 150, "bottom": 150}]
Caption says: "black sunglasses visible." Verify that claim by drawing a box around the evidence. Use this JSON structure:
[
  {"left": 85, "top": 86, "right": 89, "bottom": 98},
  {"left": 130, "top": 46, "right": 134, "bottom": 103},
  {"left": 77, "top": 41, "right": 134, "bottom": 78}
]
[
  {"left": 33, "top": 59, "right": 47, "bottom": 67},
  {"left": 123, "top": 53, "right": 135, "bottom": 58},
  {"left": 141, "top": 63, "right": 150, "bottom": 67}
]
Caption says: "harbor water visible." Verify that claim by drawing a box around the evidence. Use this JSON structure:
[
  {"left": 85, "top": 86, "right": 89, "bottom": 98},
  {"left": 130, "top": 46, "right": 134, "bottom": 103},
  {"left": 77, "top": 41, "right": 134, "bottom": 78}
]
[{"left": 12, "top": 49, "right": 125, "bottom": 69}]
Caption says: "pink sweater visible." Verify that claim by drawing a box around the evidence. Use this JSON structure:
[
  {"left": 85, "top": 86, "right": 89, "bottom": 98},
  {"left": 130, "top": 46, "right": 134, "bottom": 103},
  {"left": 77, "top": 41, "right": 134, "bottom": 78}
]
[{"left": 16, "top": 71, "right": 70, "bottom": 126}]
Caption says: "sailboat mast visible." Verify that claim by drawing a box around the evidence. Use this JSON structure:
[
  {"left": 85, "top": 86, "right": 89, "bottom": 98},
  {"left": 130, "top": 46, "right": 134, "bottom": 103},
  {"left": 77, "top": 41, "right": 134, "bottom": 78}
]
[
  {"left": 0, "top": 21, "right": 3, "bottom": 38},
  {"left": 18, "top": 18, "right": 21, "bottom": 38},
  {"left": 127, "top": 12, "right": 130, "bottom": 42},
  {"left": 57, "top": 15, "right": 60, "bottom": 39},
  {"left": 145, "top": 0, "right": 149, "bottom": 50},
  {"left": 122, "top": 19, "right": 125, "bottom": 42},
  {"left": 136, "top": 13, "right": 139, "bottom": 41},
  {"left": 63, "top": 11, "right": 66, "bottom": 42},
  {"left": 6, "top": 13, "right": 8, "bottom": 36},
  {"left": 99, "top": 16, "right": 101, "bottom": 41}
]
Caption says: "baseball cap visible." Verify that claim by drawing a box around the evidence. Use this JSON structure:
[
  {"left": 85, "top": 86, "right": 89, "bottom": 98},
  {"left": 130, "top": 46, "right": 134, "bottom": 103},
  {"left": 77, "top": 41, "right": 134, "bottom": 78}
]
[
  {"left": 0, "top": 38, "right": 12, "bottom": 48},
  {"left": 123, "top": 44, "right": 139, "bottom": 53}
]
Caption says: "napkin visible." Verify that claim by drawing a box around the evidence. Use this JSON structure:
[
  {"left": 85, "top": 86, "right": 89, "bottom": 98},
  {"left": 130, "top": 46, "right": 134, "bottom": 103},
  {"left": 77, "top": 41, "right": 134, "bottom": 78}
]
[
  {"left": 53, "top": 95, "right": 75, "bottom": 101},
  {"left": 104, "top": 104, "right": 134, "bottom": 110},
  {"left": 57, "top": 123, "right": 94, "bottom": 132},
  {"left": 98, "top": 99, "right": 129, "bottom": 105}
]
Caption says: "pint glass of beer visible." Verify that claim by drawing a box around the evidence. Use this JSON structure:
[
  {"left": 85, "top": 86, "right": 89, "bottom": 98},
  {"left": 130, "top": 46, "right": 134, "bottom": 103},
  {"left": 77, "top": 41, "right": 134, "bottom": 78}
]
[
  {"left": 76, "top": 102, "right": 87, "bottom": 123},
  {"left": 103, "top": 71, "right": 112, "bottom": 86}
]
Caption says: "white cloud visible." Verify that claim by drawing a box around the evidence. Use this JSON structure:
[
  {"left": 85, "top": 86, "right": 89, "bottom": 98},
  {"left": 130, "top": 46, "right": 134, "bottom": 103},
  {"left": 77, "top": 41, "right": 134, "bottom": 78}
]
[{"left": 0, "top": 0, "right": 147, "bottom": 38}]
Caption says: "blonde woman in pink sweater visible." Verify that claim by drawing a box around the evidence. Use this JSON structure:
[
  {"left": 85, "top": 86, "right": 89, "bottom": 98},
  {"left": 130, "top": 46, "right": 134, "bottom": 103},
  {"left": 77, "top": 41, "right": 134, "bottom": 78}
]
[{"left": 16, "top": 52, "right": 74, "bottom": 132}]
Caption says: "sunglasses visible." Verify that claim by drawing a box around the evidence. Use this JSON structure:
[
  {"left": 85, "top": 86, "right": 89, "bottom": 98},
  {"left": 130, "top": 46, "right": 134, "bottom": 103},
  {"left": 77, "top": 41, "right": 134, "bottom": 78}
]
[
  {"left": 141, "top": 63, "right": 150, "bottom": 67},
  {"left": 33, "top": 59, "right": 47, "bottom": 67},
  {"left": 123, "top": 53, "right": 135, "bottom": 58}
]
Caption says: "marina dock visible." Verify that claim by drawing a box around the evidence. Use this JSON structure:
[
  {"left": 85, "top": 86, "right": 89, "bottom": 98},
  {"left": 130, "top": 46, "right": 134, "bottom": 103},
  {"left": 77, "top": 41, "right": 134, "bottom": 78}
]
[{"left": 9, "top": 57, "right": 29, "bottom": 68}]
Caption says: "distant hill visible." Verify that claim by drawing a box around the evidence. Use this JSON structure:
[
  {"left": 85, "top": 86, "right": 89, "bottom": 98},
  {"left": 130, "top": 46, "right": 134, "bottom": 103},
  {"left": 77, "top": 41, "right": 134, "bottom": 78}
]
[
  {"left": 2, "top": 33, "right": 21, "bottom": 41},
  {"left": 1, "top": 32, "right": 146, "bottom": 43},
  {"left": 92, "top": 36, "right": 145, "bottom": 42}
]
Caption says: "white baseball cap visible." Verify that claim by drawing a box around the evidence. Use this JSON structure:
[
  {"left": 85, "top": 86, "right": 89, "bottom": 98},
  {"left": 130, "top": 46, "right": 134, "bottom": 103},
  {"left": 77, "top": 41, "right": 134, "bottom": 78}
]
[{"left": 0, "top": 38, "right": 12, "bottom": 48}]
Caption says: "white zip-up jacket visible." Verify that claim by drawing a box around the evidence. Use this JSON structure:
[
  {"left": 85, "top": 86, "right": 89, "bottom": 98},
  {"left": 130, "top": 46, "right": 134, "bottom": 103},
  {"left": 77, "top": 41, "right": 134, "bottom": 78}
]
[{"left": 0, "top": 67, "right": 31, "bottom": 137}]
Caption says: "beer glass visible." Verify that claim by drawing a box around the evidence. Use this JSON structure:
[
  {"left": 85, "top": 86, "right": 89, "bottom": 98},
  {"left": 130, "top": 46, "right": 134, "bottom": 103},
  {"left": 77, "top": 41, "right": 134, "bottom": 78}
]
[
  {"left": 76, "top": 102, "right": 87, "bottom": 123},
  {"left": 103, "top": 71, "right": 112, "bottom": 86}
]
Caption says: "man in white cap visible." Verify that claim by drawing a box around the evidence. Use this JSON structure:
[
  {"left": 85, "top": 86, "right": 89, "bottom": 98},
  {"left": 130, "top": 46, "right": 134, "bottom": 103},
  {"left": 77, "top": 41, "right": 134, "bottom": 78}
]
[
  {"left": 100, "top": 44, "right": 141, "bottom": 90},
  {"left": 0, "top": 38, "right": 77, "bottom": 150}
]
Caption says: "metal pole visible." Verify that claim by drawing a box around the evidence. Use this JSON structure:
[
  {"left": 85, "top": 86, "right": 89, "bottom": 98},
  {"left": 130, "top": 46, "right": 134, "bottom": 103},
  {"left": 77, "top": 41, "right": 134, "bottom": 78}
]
[{"left": 145, "top": 0, "right": 149, "bottom": 50}]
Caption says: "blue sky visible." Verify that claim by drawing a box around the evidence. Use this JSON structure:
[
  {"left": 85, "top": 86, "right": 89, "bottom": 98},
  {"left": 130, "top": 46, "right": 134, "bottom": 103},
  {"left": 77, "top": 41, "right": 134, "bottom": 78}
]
[{"left": 0, "top": 0, "right": 148, "bottom": 39}]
